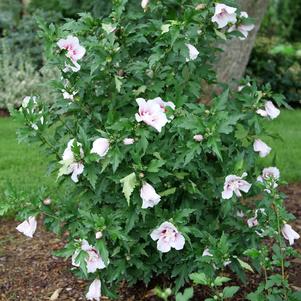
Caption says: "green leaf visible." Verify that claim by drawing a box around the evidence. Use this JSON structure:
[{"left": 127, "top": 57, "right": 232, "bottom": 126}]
[
  {"left": 175, "top": 287, "right": 194, "bottom": 301},
  {"left": 85, "top": 164, "right": 98, "bottom": 189},
  {"left": 161, "top": 24, "right": 171, "bottom": 34},
  {"left": 189, "top": 273, "right": 208, "bottom": 285},
  {"left": 115, "top": 75, "right": 123, "bottom": 93},
  {"left": 235, "top": 124, "right": 249, "bottom": 140},
  {"left": 95, "top": 239, "right": 109, "bottom": 266},
  {"left": 247, "top": 293, "right": 262, "bottom": 301},
  {"left": 213, "top": 276, "right": 231, "bottom": 286},
  {"left": 147, "top": 159, "right": 166, "bottom": 172},
  {"left": 223, "top": 286, "right": 240, "bottom": 298},
  {"left": 214, "top": 28, "right": 227, "bottom": 40},
  {"left": 120, "top": 173, "right": 137, "bottom": 205},
  {"left": 160, "top": 187, "right": 176, "bottom": 197},
  {"left": 102, "top": 23, "right": 116, "bottom": 34},
  {"left": 237, "top": 258, "right": 254, "bottom": 273},
  {"left": 291, "top": 291, "right": 301, "bottom": 301}
]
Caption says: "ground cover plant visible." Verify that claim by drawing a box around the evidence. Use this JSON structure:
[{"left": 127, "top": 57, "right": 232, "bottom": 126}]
[{"left": 14, "top": 1, "right": 300, "bottom": 300}]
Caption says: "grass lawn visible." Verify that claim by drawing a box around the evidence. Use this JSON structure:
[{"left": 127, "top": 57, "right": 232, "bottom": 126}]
[
  {"left": 0, "top": 117, "right": 57, "bottom": 215},
  {"left": 0, "top": 110, "right": 300, "bottom": 214},
  {"left": 260, "top": 109, "right": 301, "bottom": 183}
]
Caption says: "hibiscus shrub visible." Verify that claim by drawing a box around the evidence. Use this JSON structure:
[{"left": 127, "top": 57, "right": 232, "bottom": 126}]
[{"left": 16, "top": 0, "right": 300, "bottom": 300}]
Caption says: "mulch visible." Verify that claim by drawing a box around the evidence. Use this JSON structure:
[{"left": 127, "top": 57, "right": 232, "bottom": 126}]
[
  {"left": 0, "top": 109, "right": 9, "bottom": 118},
  {"left": 0, "top": 183, "right": 301, "bottom": 301}
]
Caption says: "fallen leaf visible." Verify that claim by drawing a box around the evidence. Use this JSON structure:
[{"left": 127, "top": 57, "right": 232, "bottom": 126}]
[{"left": 50, "top": 288, "right": 63, "bottom": 300}]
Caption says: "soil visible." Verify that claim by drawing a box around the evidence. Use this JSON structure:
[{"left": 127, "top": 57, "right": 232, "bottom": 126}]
[
  {"left": 0, "top": 109, "right": 9, "bottom": 118},
  {"left": 0, "top": 183, "right": 301, "bottom": 301}
]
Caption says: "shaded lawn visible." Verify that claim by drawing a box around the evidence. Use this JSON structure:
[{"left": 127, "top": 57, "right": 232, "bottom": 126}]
[
  {"left": 0, "top": 117, "right": 57, "bottom": 214},
  {"left": 260, "top": 109, "right": 301, "bottom": 183}
]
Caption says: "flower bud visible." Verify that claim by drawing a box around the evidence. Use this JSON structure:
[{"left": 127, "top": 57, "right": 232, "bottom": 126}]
[
  {"left": 95, "top": 231, "right": 103, "bottom": 239},
  {"left": 193, "top": 134, "right": 204, "bottom": 142},
  {"left": 123, "top": 138, "right": 135, "bottom": 145},
  {"left": 43, "top": 198, "right": 52, "bottom": 205},
  {"left": 195, "top": 3, "right": 206, "bottom": 10}
]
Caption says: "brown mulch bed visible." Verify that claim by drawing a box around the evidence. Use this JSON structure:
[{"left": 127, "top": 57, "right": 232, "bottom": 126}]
[
  {"left": 0, "top": 109, "right": 9, "bottom": 118},
  {"left": 0, "top": 184, "right": 301, "bottom": 301}
]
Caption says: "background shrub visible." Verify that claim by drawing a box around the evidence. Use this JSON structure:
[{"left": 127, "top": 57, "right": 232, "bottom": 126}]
[
  {"left": 247, "top": 0, "right": 301, "bottom": 106},
  {"left": 0, "top": 42, "right": 59, "bottom": 109}
]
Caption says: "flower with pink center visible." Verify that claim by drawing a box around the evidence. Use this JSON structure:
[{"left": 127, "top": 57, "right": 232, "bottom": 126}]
[
  {"left": 193, "top": 134, "right": 204, "bottom": 142},
  {"left": 135, "top": 98, "right": 169, "bottom": 132},
  {"left": 247, "top": 216, "right": 258, "bottom": 228},
  {"left": 72, "top": 239, "right": 106, "bottom": 273},
  {"left": 57, "top": 35, "right": 86, "bottom": 62},
  {"left": 222, "top": 172, "right": 251, "bottom": 199},
  {"left": 253, "top": 139, "right": 271, "bottom": 158},
  {"left": 150, "top": 97, "right": 176, "bottom": 111},
  {"left": 211, "top": 3, "right": 237, "bottom": 29},
  {"left": 86, "top": 279, "right": 101, "bottom": 301},
  {"left": 257, "top": 167, "right": 280, "bottom": 189},
  {"left": 247, "top": 209, "right": 266, "bottom": 228},
  {"left": 140, "top": 182, "right": 161, "bottom": 209},
  {"left": 59, "top": 139, "right": 84, "bottom": 183},
  {"left": 228, "top": 12, "right": 255, "bottom": 40},
  {"left": 150, "top": 222, "right": 185, "bottom": 253},
  {"left": 282, "top": 224, "right": 300, "bottom": 246},
  {"left": 16, "top": 216, "right": 37, "bottom": 238},
  {"left": 256, "top": 101, "right": 280, "bottom": 120}
]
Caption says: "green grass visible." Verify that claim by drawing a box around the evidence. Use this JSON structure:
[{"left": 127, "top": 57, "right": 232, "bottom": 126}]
[
  {"left": 0, "top": 118, "right": 57, "bottom": 212},
  {"left": 260, "top": 109, "right": 301, "bottom": 183},
  {"left": 0, "top": 110, "right": 300, "bottom": 214}
]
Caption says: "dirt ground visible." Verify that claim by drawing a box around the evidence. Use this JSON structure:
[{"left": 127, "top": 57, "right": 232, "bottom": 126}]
[{"left": 0, "top": 184, "right": 301, "bottom": 301}]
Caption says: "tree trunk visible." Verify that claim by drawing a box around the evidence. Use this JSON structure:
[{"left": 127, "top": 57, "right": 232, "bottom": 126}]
[{"left": 215, "top": 0, "right": 269, "bottom": 85}]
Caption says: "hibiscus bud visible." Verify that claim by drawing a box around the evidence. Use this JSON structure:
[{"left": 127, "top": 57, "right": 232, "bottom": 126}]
[
  {"left": 95, "top": 231, "right": 103, "bottom": 239},
  {"left": 139, "top": 172, "right": 145, "bottom": 178},
  {"left": 141, "top": 0, "right": 149, "bottom": 11},
  {"left": 140, "top": 183, "right": 161, "bottom": 209},
  {"left": 91, "top": 138, "right": 110, "bottom": 157},
  {"left": 195, "top": 3, "right": 206, "bottom": 10},
  {"left": 193, "top": 134, "right": 203, "bottom": 142},
  {"left": 253, "top": 139, "right": 271, "bottom": 158},
  {"left": 43, "top": 198, "right": 52, "bottom": 205},
  {"left": 123, "top": 138, "right": 135, "bottom": 145}
]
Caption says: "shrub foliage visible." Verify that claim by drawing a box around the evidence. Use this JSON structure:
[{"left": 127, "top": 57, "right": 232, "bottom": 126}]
[{"left": 15, "top": 1, "right": 299, "bottom": 300}]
